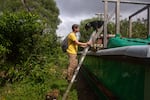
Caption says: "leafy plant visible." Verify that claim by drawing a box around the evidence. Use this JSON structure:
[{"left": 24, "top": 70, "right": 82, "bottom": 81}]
[{"left": 0, "top": 12, "right": 44, "bottom": 62}]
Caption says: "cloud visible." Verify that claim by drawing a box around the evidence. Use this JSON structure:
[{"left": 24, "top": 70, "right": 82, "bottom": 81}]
[
  {"left": 55, "top": 0, "right": 149, "bottom": 38},
  {"left": 56, "top": 0, "right": 102, "bottom": 17},
  {"left": 57, "top": 15, "right": 93, "bottom": 38},
  {"left": 56, "top": 0, "right": 104, "bottom": 38}
]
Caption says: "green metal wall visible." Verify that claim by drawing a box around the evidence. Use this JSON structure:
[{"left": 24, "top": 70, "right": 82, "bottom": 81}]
[{"left": 83, "top": 56, "right": 146, "bottom": 100}]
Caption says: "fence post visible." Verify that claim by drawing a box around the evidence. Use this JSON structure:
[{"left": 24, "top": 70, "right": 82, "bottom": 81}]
[
  {"left": 116, "top": 0, "right": 120, "bottom": 34},
  {"left": 129, "top": 17, "right": 132, "bottom": 38},
  {"left": 104, "top": 0, "right": 108, "bottom": 48},
  {"left": 148, "top": 7, "right": 150, "bottom": 37}
]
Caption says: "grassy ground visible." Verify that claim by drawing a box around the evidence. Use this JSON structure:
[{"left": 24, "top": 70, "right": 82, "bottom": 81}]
[
  {"left": 0, "top": 55, "right": 78, "bottom": 100},
  {"left": 0, "top": 78, "right": 77, "bottom": 100}
]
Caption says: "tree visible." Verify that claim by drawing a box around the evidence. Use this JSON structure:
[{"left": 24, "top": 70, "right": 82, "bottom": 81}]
[
  {"left": 132, "top": 19, "right": 147, "bottom": 38},
  {"left": 79, "top": 17, "right": 147, "bottom": 41},
  {"left": 0, "top": 0, "right": 60, "bottom": 33},
  {"left": 21, "top": 0, "right": 31, "bottom": 12},
  {"left": 0, "top": 0, "right": 61, "bottom": 86},
  {"left": 120, "top": 19, "right": 129, "bottom": 37},
  {"left": 0, "top": 12, "right": 44, "bottom": 62},
  {"left": 0, "top": 0, "right": 60, "bottom": 62}
]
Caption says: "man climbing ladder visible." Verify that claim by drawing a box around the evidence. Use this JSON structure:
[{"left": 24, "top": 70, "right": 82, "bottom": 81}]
[
  {"left": 66, "top": 24, "right": 91, "bottom": 82},
  {"left": 62, "top": 23, "right": 104, "bottom": 100}
]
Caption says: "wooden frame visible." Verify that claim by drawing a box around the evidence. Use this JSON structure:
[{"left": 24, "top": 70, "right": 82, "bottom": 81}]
[
  {"left": 116, "top": 0, "right": 120, "bottom": 34},
  {"left": 104, "top": 0, "right": 108, "bottom": 48},
  {"left": 102, "top": 0, "right": 150, "bottom": 5},
  {"left": 129, "top": 5, "right": 150, "bottom": 37},
  {"left": 102, "top": 0, "right": 150, "bottom": 39},
  {"left": 148, "top": 7, "right": 150, "bottom": 36}
]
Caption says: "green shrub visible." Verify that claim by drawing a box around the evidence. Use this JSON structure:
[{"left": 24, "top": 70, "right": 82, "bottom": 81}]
[{"left": 0, "top": 12, "right": 44, "bottom": 62}]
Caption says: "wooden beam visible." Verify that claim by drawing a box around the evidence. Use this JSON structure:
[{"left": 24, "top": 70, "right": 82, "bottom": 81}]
[
  {"left": 128, "top": 5, "right": 150, "bottom": 38},
  {"left": 102, "top": 0, "right": 150, "bottom": 5},
  {"left": 148, "top": 7, "right": 150, "bottom": 36},
  {"left": 129, "top": 18, "right": 132, "bottom": 38},
  {"left": 129, "top": 5, "right": 150, "bottom": 19},
  {"left": 116, "top": 0, "right": 120, "bottom": 34},
  {"left": 104, "top": 0, "right": 108, "bottom": 48}
]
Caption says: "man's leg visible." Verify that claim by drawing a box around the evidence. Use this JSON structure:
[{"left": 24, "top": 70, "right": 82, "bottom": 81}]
[{"left": 67, "top": 54, "right": 78, "bottom": 81}]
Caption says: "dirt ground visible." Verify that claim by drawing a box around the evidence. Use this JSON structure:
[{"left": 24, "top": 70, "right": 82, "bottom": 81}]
[{"left": 76, "top": 69, "right": 98, "bottom": 100}]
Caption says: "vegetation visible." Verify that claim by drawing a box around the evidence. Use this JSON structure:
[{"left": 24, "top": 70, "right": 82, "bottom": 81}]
[
  {"left": 132, "top": 19, "right": 147, "bottom": 38},
  {"left": 0, "top": 1, "right": 147, "bottom": 99},
  {"left": 0, "top": 0, "right": 77, "bottom": 100},
  {"left": 0, "top": 0, "right": 60, "bottom": 33},
  {"left": 79, "top": 17, "right": 147, "bottom": 42}
]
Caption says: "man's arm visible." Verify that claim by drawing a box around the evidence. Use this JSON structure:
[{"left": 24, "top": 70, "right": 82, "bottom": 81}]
[
  {"left": 74, "top": 40, "right": 91, "bottom": 47},
  {"left": 69, "top": 33, "right": 91, "bottom": 47}
]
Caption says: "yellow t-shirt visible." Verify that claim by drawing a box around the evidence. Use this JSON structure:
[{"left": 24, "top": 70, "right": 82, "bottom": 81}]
[{"left": 67, "top": 32, "right": 78, "bottom": 54}]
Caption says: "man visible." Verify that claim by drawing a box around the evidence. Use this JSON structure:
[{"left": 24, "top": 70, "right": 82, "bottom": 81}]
[{"left": 66, "top": 24, "right": 90, "bottom": 82}]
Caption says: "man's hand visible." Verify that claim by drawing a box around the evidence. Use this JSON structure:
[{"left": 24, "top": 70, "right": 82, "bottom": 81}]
[
  {"left": 80, "top": 43, "right": 88, "bottom": 48},
  {"left": 75, "top": 40, "right": 92, "bottom": 48},
  {"left": 86, "top": 41, "right": 92, "bottom": 46}
]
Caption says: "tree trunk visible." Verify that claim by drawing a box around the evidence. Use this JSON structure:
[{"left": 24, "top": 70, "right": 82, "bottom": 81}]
[{"left": 21, "top": 0, "right": 30, "bottom": 12}]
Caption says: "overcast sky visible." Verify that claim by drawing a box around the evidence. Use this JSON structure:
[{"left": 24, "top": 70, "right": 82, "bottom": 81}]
[{"left": 55, "top": 0, "right": 149, "bottom": 38}]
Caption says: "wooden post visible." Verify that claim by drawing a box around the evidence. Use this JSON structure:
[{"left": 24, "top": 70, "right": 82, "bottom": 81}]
[
  {"left": 104, "top": 0, "right": 108, "bottom": 48},
  {"left": 128, "top": 5, "right": 150, "bottom": 38},
  {"left": 129, "top": 17, "right": 132, "bottom": 38},
  {"left": 148, "top": 7, "right": 150, "bottom": 37},
  {"left": 116, "top": 0, "right": 120, "bottom": 34},
  {"left": 102, "top": 0, "right": 150, "bottom": 5}
]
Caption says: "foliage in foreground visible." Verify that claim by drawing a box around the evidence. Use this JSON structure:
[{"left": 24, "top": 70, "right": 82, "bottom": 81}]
[
  {"left": 0, "top": 12, "right": 44, "bottom": 62},
  {"left": 0, "top": 12, "right": 77, "bottom": 100},
  {"left": 0, "top": 56, "right": 77, "bottom": 100}
]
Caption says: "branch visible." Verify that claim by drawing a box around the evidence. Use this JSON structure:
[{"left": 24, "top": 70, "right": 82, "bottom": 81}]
[{"left": 21, "top": 0, "right": 30, "bottom": 12}]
